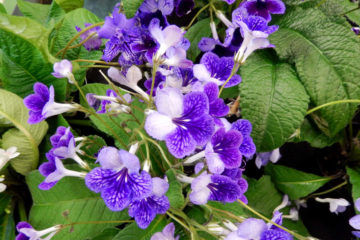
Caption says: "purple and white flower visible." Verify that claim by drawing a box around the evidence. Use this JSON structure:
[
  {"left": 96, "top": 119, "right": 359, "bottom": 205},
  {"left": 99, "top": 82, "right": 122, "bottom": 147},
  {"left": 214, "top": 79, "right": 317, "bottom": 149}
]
[
  {"left": 0, "top": 146, "right": 20, "bottom": 170},
  {"left": 88, "top": 89, "right": 132, "bottom": 114},
  {"left": 24, "top": 82, "right": 77, "bottom": 124},
  {"left": 51, "top": 60, "right": 73, "bottom": 79},
  {"left": 203, "top": 82, "right": 230, "bottom": 123},
  {"left": 349, "top": 198, "right": 360, "bottom": 237},
  {"left": 151, "top": 222, "right": 179, "bottom": 240},
  {"left": 145, "top": 87, "right": 214, "bottom": 158},
  {"left": 315, "top": 197, "right": 350, "bottom": 214},
  {"left": 193, "top": 52, "right": 241, "bottom": 88},
  {"left": 85, "top": 146, "right": 153, "bottom": 211},
  {"left": 240, "top": 0, "right": 285, "bottom": 22},
  {"left": 75, "top": 23, "right": 102, "bottom": 51},
  {"left": 231, "top": 119, "right": 256, "bottom": 159},
  {"left": 16, "top": 222, "right": 60, "bottom": 240},
  {"left": 128, "top": 177, "right": 170, "bottom": 229},
  {"left": 255, "top": 148, "right": 281, "bottom": 169}
]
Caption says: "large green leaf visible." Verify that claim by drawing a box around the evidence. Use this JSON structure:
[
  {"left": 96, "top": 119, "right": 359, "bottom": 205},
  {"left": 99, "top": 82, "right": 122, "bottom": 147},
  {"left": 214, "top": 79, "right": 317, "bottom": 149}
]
[
  {"left": 347, "top": 167, "right": 360, "bottom": 213},
  {"left": 265, "top": 164, "right": 331, "bottom": 200},
  {"left": 0, "top": 89, "right": 48, "bottom": 175},
  {"left": 27, "top": 171, "right": 129, "bottom": 240},
  {"left": 0, "top": 28, "right": 66, "bottom": 100},
  {"left": 185, "top": 18, "right": 212, "bottom": 62},
  {"left": 17, "top": 0, "right": 51, "bottom": 25},
  {"left": 122, "top": 0, "right": 144, "bottom": 18},
  {"left": 113, "top": 216, "right": 167, "bottom": 240},
  {"left": 239, "top": 51, "right": 309, "bottom": 152},
  {"left": 165, "top": 169, "right": 185, "bottom": 209},
  {"left": 55, "top": 0, "right": 84, "bottom": 12},
  {"left": 270, "top": 7, "right": 360, "bottom": 137}
]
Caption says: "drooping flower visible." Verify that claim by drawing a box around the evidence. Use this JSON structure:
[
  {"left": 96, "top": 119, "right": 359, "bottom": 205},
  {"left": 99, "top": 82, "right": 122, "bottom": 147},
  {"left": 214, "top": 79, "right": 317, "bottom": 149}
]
[
  {"left": 0, "top": 146, "right": 20, "bottom": 170},
  {"left": 89, "top": 89, "right": 132, "bottom": 114},
  {"left": 231, "top": 119, "right": 256, "bottom": 158},
  {"left": 128, "top": 177, "right": 170, "bottom": 229},
  {"left": 85, "top": 146, "right": 153, "bottom": 211},
  {"left": 151, "top": 222, "right": 180, "bottom": 240},
  {"left": 349, "top": 198, "right": 360, "bottom": 237},
  {"left": 174, "top": 0, "right": 194, "bottom": 17},
  {"left": 38, "top": 152, "right": 86, "bottom": 190},
  {"left": 75, "top": 23, "right": 102, "bottom": 51},
  {"left": 139, "top": 0, "right": 174, "bottom": 16},
  {"left": 193, "top": 52, "right": 241, "bottom": 88},
  {"left": 315, "top": 197, "right": 350, "bottom": 214},
  {"left": 189, "top": 173, "right": 243, "bottom": 205},
  {"left": 51, "top": 60, "right": 73, "bottom": 79},
  {"left": 16, "top": 222, "right": 60, "bottom": 240},
  {"left": 255, "top": 148, "right": 281, "bottom": 169},
  {"left": 145, "top": 87, "right": 214, "bottom": 158},
  {"left": 240, "top": 0, "right": 286, "bottom": 22},
  {"left": 24, "top": 82, "right": 77, "bottom": 124}
]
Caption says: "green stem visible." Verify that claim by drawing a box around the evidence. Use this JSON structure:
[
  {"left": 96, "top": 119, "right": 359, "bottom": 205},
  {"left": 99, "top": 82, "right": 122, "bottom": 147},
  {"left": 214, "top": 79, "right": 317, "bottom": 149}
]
[
  {"left": 61, "top": 220, "right": 133, "bottom": 228},
  {"left": 166, "top": 211, "right": 190, "bottom": 231},
  {"left": 306, "top": 99, "right": 360, "bottom": 115},
  {"left": 185, "top": 3, "right": 210, "bottom": 30},
  {"left": 67, "top": 32, "right": 96, "bottom": 50},
  {"left": 237, "top": 200, "right": 309, "bottom": 240},
  {"left": 218, "top": 63, "right": 239, "bottom": 96},
  {"left": 67, "top": 119, "right": 93, "bottom": 127},
  {"left": 341, "top": 6, "right": 360, "bottom": 16},
  {"left": 18, "top": 199, "right": 27, "bottom": 222},
  {"left": 307, "top": 180, "right": 348, "bottom": 198},
  {"left": 80, "top": 65, "right": 113, "bottom": 69},
  {"left": 73, "top": 59, "right": 120, "bottom": 66}
]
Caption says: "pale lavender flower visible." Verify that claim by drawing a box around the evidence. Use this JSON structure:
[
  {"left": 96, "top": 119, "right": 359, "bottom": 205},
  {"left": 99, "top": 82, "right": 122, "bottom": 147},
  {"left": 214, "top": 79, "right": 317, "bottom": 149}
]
[
  {"left": 94, "top": 89, "right": 131, "bottom": 114},
  {"left": 16, "top": 222, "right": 60, "bottom": 240},
  {"left": 75, "top": 23, "right": 102, "bottom": 51},
  {"left": 151, "top": 222, "right": 180, "bottom": 240},
  {"left": 139, "top": 0, "right": 174, "bottom": 16},
  {"left": 255, "top": 148, "right": 281, "bottom": 169},
  {"left": 240, "top": 0, "right": 285, "bottom": 22},
  {"left": 24, "top": 82, "right": 77, "bottom": 124},
  {"left": 145, "top": 87, "right": 214, "bottom": 158},
  {"left": 0, "top": 146, "right": 20, "bottom": 170},
  {"left": 349, "top": 198, "right": 360, "bottom": 237},
  {"left": 0, "top": 175, "right": 6, "bottom": 193},
  {"left": 51, "top": 60, "right": 73, "bottom": 79},
  {"left": 315, "top": 197, "right": 350, "bottom": 214},
  {"left": 85, "top": 147, "right": 153, "bottom": 211},
  {"left": 128, "top": 177, "right": 170, "bottom": 229}
]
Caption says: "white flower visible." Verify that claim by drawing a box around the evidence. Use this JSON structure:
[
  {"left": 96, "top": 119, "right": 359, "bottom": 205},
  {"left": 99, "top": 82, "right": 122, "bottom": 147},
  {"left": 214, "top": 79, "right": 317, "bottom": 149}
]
[
  {"left": 0, "top": 146, "right": 20, "bottom": 170},
  {"left": 0, "top": 175, "right": 6, "bottom": 193},
  {"left": 315, "top": 197, "right": 350, "bottom": 214}
]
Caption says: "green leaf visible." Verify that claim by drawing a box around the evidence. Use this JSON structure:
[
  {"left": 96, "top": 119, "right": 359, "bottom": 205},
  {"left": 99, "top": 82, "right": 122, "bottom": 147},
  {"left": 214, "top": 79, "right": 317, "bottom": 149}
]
[
  {"left": 265, "top": 164, "right": 331, "bottom": 200},
  {"left": 0, "top": 28, "right": 66, "bottom": 100},
  {"left": 0, "top": 194, "right": 11, "bottom": 214},
  {"left": 207, "top": 201, "right": 245, "bottom": 216},
  {"left": 122, "top": 0, "right": 144, "bottom": 18},
  {"left": 0, "top": 89, "right": 48, "bottom": 175},
  {"left": 347, "top": 167, "right": 360, "bottom": 213},
  {"left": 91, "top": 228, "right": 119, "bottom": 240},
  {"left": 27, "top": 171, "right": 129, "bottom": 240},
  {"left": 2, "top": 0, "right": 16, "bottom": 14},
  {"left": 165, "top": 169, "right": 185, "bottom": 209},
  {"left": 185, "top": 18, "right": 212, "bottom": 62},
  {"left": 0, "top": 212, "right": 15, "bottom": 240},
  {"left": 270, "top": 7, "right": 360, "bottom": 137},
  {"left": 47, "top": 1, "right": 66, "bottom": 26},
  {"left": 114, "top": 216, "right": 167, "bottom": 240},
  {"left": 17, "top": 0, "right": 51, "bottom": 25},
  {"left": 80, "top": 135, "right": 107, "bottom": 162},
  {"left": 55, "top": 0, "right": 84, "bottom": 12},
  {"left": 245, "top": 175, "right": 283, "bottom": 217},
  {"left": 0, "top": 4, "right": 6, "bottom": 14},
  {"left": 239, "top": 51, "right": 309, "bottom": 152}
]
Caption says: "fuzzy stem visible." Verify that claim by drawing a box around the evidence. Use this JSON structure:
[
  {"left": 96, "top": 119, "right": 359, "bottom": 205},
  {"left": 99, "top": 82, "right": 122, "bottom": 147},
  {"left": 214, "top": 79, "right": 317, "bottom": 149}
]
[
  {"left": 306, "top": 99, "right": 360, "bottom": 115},
  {"left": 218, "top": 63, "right": 240, "bottom": 96},
  {"left": 185, "top": 3, "right": 210, "bottom": 30}
]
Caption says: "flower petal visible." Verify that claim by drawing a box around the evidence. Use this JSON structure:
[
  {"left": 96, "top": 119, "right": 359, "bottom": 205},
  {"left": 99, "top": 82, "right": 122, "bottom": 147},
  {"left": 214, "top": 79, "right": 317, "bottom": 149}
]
[
  {"left": 155, "top": 87, "right": 184, "bottom": 118},
  {"left": 85, "top": 168, "right": 116, "bottom": 193},
  {"left": 145, "top": 112, "right": 177, "bottom": 140},
  {"left": 165, "top": 126, "right": 197, "bottom": 158}
]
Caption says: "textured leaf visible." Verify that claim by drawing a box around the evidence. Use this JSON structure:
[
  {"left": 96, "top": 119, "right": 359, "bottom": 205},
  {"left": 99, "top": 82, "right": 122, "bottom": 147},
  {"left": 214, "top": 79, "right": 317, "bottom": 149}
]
[
  {"left": 122, "top": 0, "right": 144, "bottom": 18},
  {"left": 347, "top": 167, "right": 360, "bottom": 213},
  {"left": 0, "top": 28, "right": 66, "bottom": 100},
  {"left": 185, "top": 18, "right": 212, "bottom": 62},
  {"left": 17, "top": 0, "right": 51, "bottom": 25},
  {"left": 265, "top": 164, "right": 331, "bottom": 200},
  {"left": 239, "top": 51, "right": 309, "bottom": 152},
  {"left": 0, "top": 4, "right": 6, "bottom": 14},
  {"left": 55, "top": 0, "right": 84, "bottom": 12},
  {"left": 2, "top": 0, "right": 16, "bottom": 14},
  {"left": 0, "top": 89, "right": 48, "bottom": 175},
  {"left": 270, "top": 7, "right": 360, "bottom": 137},
  {"left": 91, "top": 228, "right": 119, "bottom": 240},
  {"left": 27, "top": 171, "right": 129, "bottom": 240},
  {"left": 165, "top": 169, "right": 185, "bottom": 209},
  {"left": 113, "top": 216, "right": 167, "bottom": 240}
]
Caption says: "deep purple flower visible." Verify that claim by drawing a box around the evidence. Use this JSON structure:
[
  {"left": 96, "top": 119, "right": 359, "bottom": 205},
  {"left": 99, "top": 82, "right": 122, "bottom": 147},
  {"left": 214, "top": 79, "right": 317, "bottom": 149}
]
[
  {"left": 190, "top": 173, "right": 243, "bottom": 205},
  {"left": 205, "top": 128, "right": 243, "bottom": 174},
  {"left": 349, "top": 198, "right": 360, "bottom": 237},
  {"left": 353, "top": 27, "right": 360, "bottom": 35},
  {"left": 222, "top": 168, "right": 248, "bottom": 203},
  {"left": 203, "top": 83, "right": 229, "bottom": 122},
  {"left": 85, "top": 147, "right": 153, "bottom": 211},
  {"left": 75, "top": 23, "right": 102, "bottom": 51},
  {"left": 24, "top": 82, "right": 76, "bottom": 124},
  {"left": 51, "top": 60, "right": 73, "bottom": 79},
  {"left": 193, "top": 52, "right": 241, "bottom": 88},
  {"left": 139, "top": 0, "right": 174, "bottom": 16},
  {"left": 151, "top": 222, "right": 180, "bottom": 240},
  {"left": 145, "top": 87, "right": 214, "bottom": 158},
  {"left": 255, "top": 148, "right": 281, "bottom": 169},
  {"left": 128, "top": 177, "right": 170, "bottom": 229},
  {"left": 144, "top": 71, "right": 166, "bottom": 96},
  {"left": 232, "top": 119, "right": 256, "bottom": 158},
  {"left": 240, "top": 0, "right": 286, "bottom": 22},
  {"left": 16, "top": 221, "right": 60, "bottom": 240},
  {"left": 174, "top": 0, "right": 195, "bottom": 17}
]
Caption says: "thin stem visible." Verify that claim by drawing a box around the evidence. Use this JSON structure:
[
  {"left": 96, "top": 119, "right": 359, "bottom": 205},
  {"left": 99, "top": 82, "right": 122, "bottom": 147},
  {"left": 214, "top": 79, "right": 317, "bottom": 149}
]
[
  {"left": 206, "top": 205, "right": 244, "bottom": 223},
  {"left": 80, "top": 65, "right": 113, "bottom": 69},
  {"left": 306, "top": 99, "right": 360, "bottom": 115},
  {"left": 67, "top": 32, "right": 96, "bottom": 50},
  {"left": 166, "top": 211, "right": 190, "bottom": 231},
  {"left": 55, "top": 22, "right": 104, "bottom": 58},
  {"left": 148, "top": 63, "right": 159, "bottom": 106},
  {"left": 67, "top": 119, "right": 93, "bottom": 126},
  {"left": 61, "top": 220, "right": 133, "bottom": 228},
  {"left": 73, "top": 59, "right": 120, "bottom": 66},
  {"left": 218, "top": 63, "right": 239, "bottom": 96},
  {"left": 341, "top": 6, "right": 360, "bottom": 16},
  {"left": 237, "top": 200, "right": 308, "bottom": 240},
  {"left": 308, "top": 180, "right": 348, "bottom": 198},
  {"left": 70, "top": 74, "right": 88, "bottom": 106},
  {"left": 185, "top": 3, "right": 210, "bottom": 30}
]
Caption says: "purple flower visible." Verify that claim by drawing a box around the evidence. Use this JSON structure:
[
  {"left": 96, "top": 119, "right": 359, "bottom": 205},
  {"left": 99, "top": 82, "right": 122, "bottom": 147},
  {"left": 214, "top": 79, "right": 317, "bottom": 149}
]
[
  {"left": 86, "top": 93, "right": 101, "bottom": 111},
  {"left": 151, "top": 222, "right": 180, "bottom": 240},
  {"left": 222, "top": 168, "right": 248, "bottom": 203},
  {"left": 240, "top": 0, "right": 286, "bottom": 22},
  {"left": 353, "top": 27, "right": 360, "bottom": 35},
  {"left": 144, "top": 71, "right": 166, "bottom": 96},
  {"left": 24, "top": 82, "right": 77, "bottom": 124},
  {"left": 189, "top": 173, "right": 243, "bottom": 205},
  {"left": 255, "top": 148, "right": 281, "bottom": 169},
  {"left": 349, "top": 198, "right": 360, "bottom": 237},
  {"left": 193, "top": 52, "right": 241, "bottom": 88},
  {"left": 128, "top": 177, "right": 170, "bottom": 229},
  {"left": 94, "top": 89, "right": 131, "bottom": 114},
  {"left": 145, "top": 87, "right": 214, "bottom": 158},
  {"left": 222, "top": 0, "right": 236, "bottom": 4},
  {"left": 75, "top": 23, "right": 102, "bottom": 51},
  {"left": 203, "top": 82, "right": 229, "bottom": 123},
  {"left": 85, "top": 147, "right": 153, "bottom": 211},
  {"left": 232, "top": 119, "right": 256, "bottom": 159},
  {"left": 205, "top": 128, "right": 243, "bottom": 174},
  {"left": 174, "top": 0, "right": 195, "bottom": 17},
  {"left": 139, "top": 0, "right": 174, "bottom": 16},
  {"left": 38, "top": 152, "right": 86, "bottom": 190},
  {"left": 16, "top": 221, "right": 60, "bottom": 240},
  {"left": 51, "top": 60, "right": 73, "bottom": 79}
]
